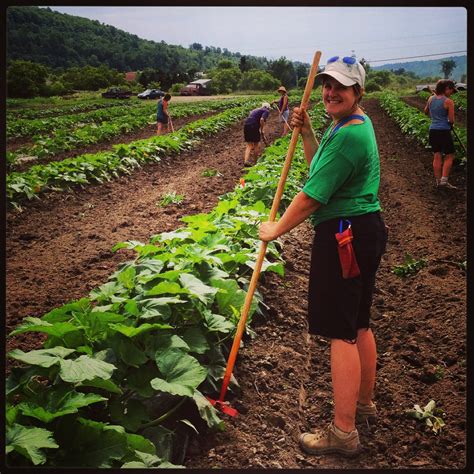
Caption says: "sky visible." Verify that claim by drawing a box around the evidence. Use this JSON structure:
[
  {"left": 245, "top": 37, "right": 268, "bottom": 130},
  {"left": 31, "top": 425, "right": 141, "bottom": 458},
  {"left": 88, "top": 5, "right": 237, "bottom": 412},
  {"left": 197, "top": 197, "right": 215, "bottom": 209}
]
[{"left": 46, "top": 6, "right": 467, "bottom": 66}]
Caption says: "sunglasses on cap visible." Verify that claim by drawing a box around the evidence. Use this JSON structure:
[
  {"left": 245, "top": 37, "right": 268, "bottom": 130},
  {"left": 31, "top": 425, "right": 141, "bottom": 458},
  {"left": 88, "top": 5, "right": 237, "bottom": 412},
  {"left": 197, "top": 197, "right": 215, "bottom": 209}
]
[{"left": 327, "top": 56, "right": 357, "bottom": 65}]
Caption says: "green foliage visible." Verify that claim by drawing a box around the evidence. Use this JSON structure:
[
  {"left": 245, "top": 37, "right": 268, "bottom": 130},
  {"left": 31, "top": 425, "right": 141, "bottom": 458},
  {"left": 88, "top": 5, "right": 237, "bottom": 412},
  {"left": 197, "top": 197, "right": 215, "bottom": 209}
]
[
  {"left": 7, "top": 60, "right": 50, "bottom": 98},
  {"left": 159, "top": 192, "right": 184, "bottom": 207},
  {"left": 209, "top": 67, "right": 242, "bottom": 93},
  {"left": 268, "top": 56, "right": 296, "bottom": 88},
  {"left": 6, "top": 95, "right": 328, "bottom": 467},
  {"left": 392, "top": 253, "right": 427, "bottom": 277},
  {"left": 365, "top": 80, "right": 382, "bottom": 93},
  {"left": 201, "top": 169, "right": 219, "bottom": 177},
  {"left": 60, "top": 65, "right": 124, "bottom": 91},
  {"left": 440, "top": 59, "right": 456, "bottom": 79},
  {"left": 367, "top": 70, "right": 391, "bottom": 87},
  {"left": 170, "top": 83, "right": 186, "bottom": 94},
  {"left": 406, "top": 400, "right": 446, "bottom": 434},
  {"left": 239, "top": 69, "right": 280, "bottom": 91},
  {"left": 7, "top": 97, "right": 272, "bottom": 206},
  {"left": 6, "top": 6, "right": 277, "bottom": 90},
  {"left": 217, "top": 59, "right": 236, "bottom": 69}
]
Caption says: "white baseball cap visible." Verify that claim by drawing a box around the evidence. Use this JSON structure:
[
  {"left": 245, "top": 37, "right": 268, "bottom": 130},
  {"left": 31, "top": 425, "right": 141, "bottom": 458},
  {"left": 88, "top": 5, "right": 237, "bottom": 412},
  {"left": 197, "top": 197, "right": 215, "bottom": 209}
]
[
  {"left": 261, "top": 102, "right": 271, "bottom": 109},
  {"left": 316, "top": 56, "right": 366, "bottom": 88}
]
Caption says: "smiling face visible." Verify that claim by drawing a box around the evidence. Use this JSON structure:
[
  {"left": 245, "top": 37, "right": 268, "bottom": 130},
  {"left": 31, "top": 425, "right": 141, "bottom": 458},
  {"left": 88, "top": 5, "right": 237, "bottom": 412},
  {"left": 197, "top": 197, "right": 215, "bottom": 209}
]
[{"left": 322, "top": 76, "right": 359, "bottom": 120}]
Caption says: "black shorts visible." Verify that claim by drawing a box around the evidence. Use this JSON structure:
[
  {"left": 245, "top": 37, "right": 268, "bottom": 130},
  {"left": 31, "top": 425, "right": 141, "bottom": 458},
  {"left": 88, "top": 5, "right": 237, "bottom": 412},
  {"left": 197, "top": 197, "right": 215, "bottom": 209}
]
[
  {"left": 157, "top": 115, "right": 168, "bottom": 124},
  {"left": 244, "top": 123, "right": 260, "bottom": 143},
  {"left": 429, "top": 129, "right": 455, "bottom": 154},
  {"left": 308, "top": 212, "right": 388, "bottom": 341}
]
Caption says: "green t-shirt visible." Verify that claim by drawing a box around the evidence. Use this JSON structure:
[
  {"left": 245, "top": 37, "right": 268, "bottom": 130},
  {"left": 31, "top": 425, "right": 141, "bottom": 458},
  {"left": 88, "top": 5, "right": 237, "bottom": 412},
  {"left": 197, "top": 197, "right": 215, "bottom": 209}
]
[{"left": 302, "top": 115, "right": 381, "bottom": 226}]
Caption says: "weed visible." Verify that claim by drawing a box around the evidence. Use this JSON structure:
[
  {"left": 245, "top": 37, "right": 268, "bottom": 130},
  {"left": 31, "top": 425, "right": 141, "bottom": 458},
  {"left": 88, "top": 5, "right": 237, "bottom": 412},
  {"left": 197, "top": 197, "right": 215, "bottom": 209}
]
[
  {"left": 434, "top": 365, "right": 445, "bottom": 380},
  {"left": 201, "top": 168, "right": 220, "bottom": 177},
  {"left": 392, "top": 253, "right": 427, "bottom": 277},
  {"left": 406, "top": 399, "right": 445, "bottom": 434},
  {"left": 158, "top": 191, "right": 184, "bottom": 207}
]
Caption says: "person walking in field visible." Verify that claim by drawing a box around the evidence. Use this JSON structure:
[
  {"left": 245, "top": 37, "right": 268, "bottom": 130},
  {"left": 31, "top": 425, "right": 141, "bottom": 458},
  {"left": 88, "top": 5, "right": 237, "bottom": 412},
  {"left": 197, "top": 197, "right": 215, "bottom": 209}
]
[
  {"left": 272, "top": 85, "right": 290, "bottom": 136},
  {"left": 259, "top": 56, "right": 388, "bottom": 457},
  {"left": 156, "top": 93, "right": 172, "bottom": 135},
  {"left": 424, "top": 79, "right": 458, "bottom": 189},
  {"left": 243, "top": 102, "right": 271, "bottom": 166}
]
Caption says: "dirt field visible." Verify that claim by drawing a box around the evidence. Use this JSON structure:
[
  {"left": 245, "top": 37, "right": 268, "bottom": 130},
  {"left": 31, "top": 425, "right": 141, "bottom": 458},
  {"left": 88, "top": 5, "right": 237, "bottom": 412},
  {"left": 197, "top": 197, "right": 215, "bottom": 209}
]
[{"left": 5, "top": 98, "right": 467, "bottom": 469}]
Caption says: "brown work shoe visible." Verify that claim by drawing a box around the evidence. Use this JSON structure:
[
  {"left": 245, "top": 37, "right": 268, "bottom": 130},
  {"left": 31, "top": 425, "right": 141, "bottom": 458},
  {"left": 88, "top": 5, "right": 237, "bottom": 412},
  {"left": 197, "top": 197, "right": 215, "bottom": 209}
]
[
  {"left": 299, "top": 422, "right": 361, "bottom": 457},
  {"left": 438, "top": 181, "right": 458, "bottom": 189},
  {"left": 356, "top": 401, "right": 377, "bottom": 424}
]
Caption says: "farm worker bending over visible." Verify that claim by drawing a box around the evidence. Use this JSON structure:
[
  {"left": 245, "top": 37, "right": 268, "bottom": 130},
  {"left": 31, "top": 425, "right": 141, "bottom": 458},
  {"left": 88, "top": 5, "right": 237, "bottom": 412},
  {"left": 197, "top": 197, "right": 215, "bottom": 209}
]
[
  {"left": 259, "top": 56, "right": 388, "bottom": 457},
  {"left": 156, "top": 93, "right": 172, "bottom": 135},
  {"left": 272, "top": 85, "right": 290, "bottom": 136},
  {"left": 243, "top": 102, "right": 271, "bottom": 166},
  {"left": 424, "top": 79, "right": 458, "bottom": 189}
]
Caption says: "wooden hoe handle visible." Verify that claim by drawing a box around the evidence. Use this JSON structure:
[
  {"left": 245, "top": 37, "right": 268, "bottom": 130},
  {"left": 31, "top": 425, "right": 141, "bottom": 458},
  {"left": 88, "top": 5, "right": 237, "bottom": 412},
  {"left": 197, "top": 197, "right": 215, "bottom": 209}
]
[{"left": 218, "top": 51, "right": 322, "bottom": 403}]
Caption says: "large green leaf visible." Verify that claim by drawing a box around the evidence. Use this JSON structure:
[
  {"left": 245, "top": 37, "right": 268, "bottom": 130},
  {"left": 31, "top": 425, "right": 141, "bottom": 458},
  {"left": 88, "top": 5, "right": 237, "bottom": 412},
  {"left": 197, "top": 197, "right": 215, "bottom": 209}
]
[
  {"left": 116, "top": 266, "right": 136, "bottom": 290},
  {"left": 66, "top": 418, "right": 128, "bottom": 468},
  {"left": 151, "top": 349, "right": 207, "bottom": 397},
  {"left": 138, "top": 297, "right": 183, "bottom": 320},
  {"left": 155, "top": 230, "right": 192, "bottom": 243},
  {"left": 77, "top": 377, "right": 122, "bottom": 394},
  {"left": 115, "top": 337, "right": 148, "bottom": 367},
  {"left": 6, "top": 423, "right": 59, "bottom": 465},
  {"left": 145, "top": 333, "right": 190, "bottom": 361},
  {"left": 181, "top": 327, "right": 210, "bottom": 354},
  {"left": 203, "top": 310, "right": 235, "bottom": 333},
  {"left": 192, "top": 391, "right": 224, "bottom": 430},
  {"left": 17, "top": 386, "right": 107, "bottom": 423},
  {"left": 41, "top": 298, "right": 91, "bottom": 323},
  {"left": 109, "top": 398, "right": 149, "bottom": 432},
  {"left": 9, "top": 317, "right": 79, "bottom": 338},
  {"left": 211, "top": 278, "right": 257, "bottom": 317},
  {"left": 108, "top": 322, "right": 172, "bottom": 338},
  {"left": 179, "top": 273, "right": 218, "bottom": 304},
  {"left": 59, "top": 355, "right": 116, "bottom": 383},
  {"left": 126, "top": 365, "right": 160, "bottom": 397},
  {"left": 145, "top": 281, "right": 190, "bottom": 297},
  {"left": 8, "top": 347, "right": 76, "bottom": 368}
]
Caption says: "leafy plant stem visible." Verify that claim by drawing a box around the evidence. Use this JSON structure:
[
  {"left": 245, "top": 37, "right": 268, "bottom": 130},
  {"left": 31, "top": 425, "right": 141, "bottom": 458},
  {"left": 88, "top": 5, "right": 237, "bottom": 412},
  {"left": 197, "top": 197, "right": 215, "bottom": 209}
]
[{"left": 137, "top": 397, "right": 187, "bottom": 431}]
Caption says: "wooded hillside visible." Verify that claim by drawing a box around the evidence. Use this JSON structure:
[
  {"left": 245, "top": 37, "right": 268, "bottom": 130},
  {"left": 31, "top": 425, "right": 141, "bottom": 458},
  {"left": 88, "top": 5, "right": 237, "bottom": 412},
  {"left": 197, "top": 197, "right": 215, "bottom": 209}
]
[{"left": 6, "top": 6, "right": 271, "bottom": 73}]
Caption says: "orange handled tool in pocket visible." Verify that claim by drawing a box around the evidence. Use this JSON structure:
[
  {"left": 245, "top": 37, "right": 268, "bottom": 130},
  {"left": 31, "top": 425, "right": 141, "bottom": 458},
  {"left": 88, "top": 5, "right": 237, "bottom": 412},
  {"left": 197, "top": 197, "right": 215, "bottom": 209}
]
[{"left": 335, "top": 219, "right": 360, "bottom": 279}]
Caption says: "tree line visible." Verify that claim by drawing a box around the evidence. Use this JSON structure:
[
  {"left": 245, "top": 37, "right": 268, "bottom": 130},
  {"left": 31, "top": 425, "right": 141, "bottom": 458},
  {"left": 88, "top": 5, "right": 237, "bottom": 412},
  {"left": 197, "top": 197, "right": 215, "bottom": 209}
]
[{"left": 6, "top": 6, "right": 310, "bottom": 97}]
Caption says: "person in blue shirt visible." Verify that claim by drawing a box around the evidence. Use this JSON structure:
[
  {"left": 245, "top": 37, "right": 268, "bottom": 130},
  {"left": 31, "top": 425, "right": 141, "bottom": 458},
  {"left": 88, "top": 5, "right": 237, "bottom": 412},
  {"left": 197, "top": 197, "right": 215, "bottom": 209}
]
[
  {"left": 424, "top": 80, "right": 457, "bottom": 189},
  {"left": 156, "top": 94, "right": 172, "bottom": 135},
  {"left": 243, "top": 102, "right": 271, "bottom": 166}
]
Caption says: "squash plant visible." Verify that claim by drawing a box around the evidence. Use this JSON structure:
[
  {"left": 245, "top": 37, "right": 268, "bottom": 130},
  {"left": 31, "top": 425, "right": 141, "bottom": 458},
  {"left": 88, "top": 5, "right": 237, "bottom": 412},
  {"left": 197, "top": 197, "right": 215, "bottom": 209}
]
[{"left": 6, "top": 101, "right": 328, "bottom": 467}]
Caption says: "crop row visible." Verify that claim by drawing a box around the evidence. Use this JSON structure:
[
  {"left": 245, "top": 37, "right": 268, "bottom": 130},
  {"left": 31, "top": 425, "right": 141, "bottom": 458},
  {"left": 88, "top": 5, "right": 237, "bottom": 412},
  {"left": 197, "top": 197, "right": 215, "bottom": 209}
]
[
  {"left": 7, "top": 97, "right": 258, "bottom": 141},
  {"left": 6, "top": 97, "right": 143, "bottom": 121},
  {"left": 5, "top": 101, "right": 328, "bottom": 468},
  {"left": 418, "top": 90, "right": 467, "bottom": 113},
  {"left": 7, "top": 97, "right": 268, "bottom": 169},
  {"left": 6, "top": 98, "right": 271, "bottom": 208},
  {"left": 379, "top": 92, "right": 467, "bottom": 162}
]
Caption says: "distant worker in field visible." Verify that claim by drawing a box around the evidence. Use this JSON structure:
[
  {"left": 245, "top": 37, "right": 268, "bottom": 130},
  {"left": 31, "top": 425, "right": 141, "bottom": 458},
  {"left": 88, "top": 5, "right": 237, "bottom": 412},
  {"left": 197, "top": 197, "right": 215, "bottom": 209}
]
[
  {"left": 243, "top": 102, "right": 271, "bottom": 166},
  {"left": 424, "top": 79, "right": 457, "bottom": 189},
  {"left": 156, "top": 93, "right": 172, "bottom": 135},
  {"left": 260, "top": 56, "right": 388, "bottom": 458},
  {"left": 272, "top": 85, "right": 290, "bottom": 136}
]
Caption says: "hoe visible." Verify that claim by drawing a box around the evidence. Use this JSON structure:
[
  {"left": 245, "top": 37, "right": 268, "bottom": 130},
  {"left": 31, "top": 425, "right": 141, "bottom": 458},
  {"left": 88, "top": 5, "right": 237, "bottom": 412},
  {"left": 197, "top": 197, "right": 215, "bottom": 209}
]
[{"left": 207, "top": 50, "right": 322, "bottom": 416}]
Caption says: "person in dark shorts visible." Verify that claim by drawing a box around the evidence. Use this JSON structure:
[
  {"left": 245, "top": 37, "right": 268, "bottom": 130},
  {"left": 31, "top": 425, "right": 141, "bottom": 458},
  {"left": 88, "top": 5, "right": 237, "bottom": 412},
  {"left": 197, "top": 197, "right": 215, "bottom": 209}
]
[
  {"left": 156, "top": 93, "right": 172, "bottom": 135},
  {"left": 424, "top": 79, "right": 457, "bottom": 189},
  {"left": 259, "top": 56, "right": 388, "bottom": 457},
  {"left": 243, "top": 102, "right": 271, "bottom": 166}
]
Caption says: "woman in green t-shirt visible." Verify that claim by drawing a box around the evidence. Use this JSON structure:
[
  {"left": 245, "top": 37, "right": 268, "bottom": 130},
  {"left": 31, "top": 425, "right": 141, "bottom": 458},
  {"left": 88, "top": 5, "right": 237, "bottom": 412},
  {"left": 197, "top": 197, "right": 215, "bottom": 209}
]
[{"left": 259, "top": 56, "right": 388, "bottom": 458}]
